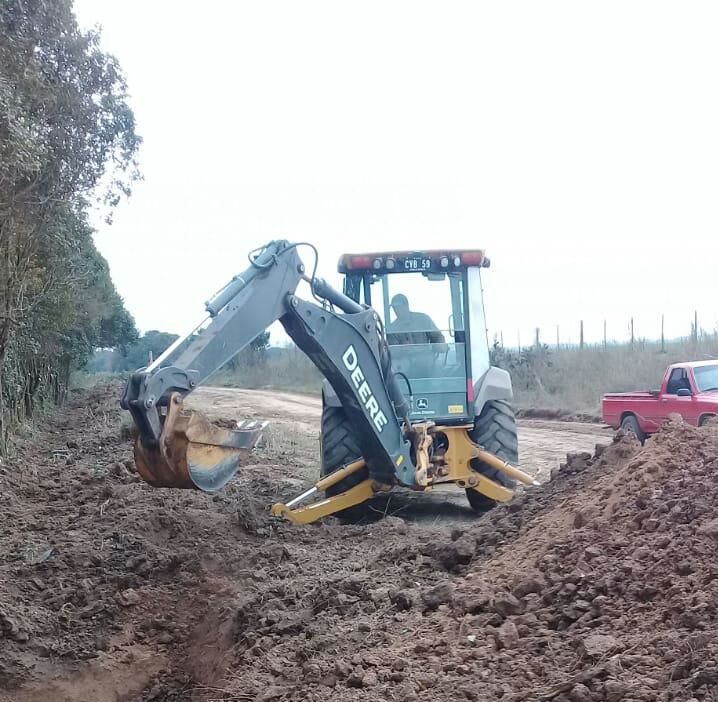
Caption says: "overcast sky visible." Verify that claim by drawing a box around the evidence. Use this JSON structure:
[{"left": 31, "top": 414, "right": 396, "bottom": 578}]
[{"left": 74, "top": 1, "right": 718, "bottom": 347}]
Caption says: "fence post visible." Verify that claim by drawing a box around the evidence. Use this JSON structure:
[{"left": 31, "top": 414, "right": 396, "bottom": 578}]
[
  {"left": 693, "top": 310, "right": 699, "bottom": 347},
  {"left": 661, "top": 314, "right": 665, "bottom": 353},
  {"left": 517, "top": 332, "right": 521, "bottom": 353},
  {"left": 603, "top": 320, "right": 607, "bottom": 350},
  {"left": 556, "top": 325, "right": 560, "bottom": 351},
  {"left": 579, "top": 320, "right": 584, "bottom": 349},
  {"left": 630, "top": 318, "right": 635, "bottom": 348},
  {"left": 535, "top": 327, "right": 540, "bottom": 349}
]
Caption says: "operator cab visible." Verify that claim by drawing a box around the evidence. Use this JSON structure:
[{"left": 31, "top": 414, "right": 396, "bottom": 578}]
[{"left": 338, "top": 249, "right": 492, "bottom": 424}]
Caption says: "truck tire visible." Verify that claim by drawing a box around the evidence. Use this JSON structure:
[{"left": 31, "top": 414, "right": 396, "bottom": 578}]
[
  {"left": 699, "top": 414, "right": 715, "bottom": 428},
  {"left": 466, "top": 400, "right": 519, "bottom": 512},
  {"left": 620, "top": 414, "right": 646, "bottom": 443},
  {"left": 320, "top": 404, "right": 369, "bottom": 518}
]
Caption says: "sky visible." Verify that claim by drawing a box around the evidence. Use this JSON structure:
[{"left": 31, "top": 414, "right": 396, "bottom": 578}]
[{"left": 74, "top": 0, "right": 718, "bottom": 348}]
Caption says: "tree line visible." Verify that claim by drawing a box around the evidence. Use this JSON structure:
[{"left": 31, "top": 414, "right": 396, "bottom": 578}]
[{"left": 0, "top": 0, "right": 140, "bottom": 450}]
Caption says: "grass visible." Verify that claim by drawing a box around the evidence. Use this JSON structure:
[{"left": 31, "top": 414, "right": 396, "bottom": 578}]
[
  {"left": 70, "top": 370, "right": 125, "bottom": 390},
  {"left": 79, "top": 333, "right": 718, "bottom": 418},
  {"left": 210, "top": 347, "right": 322, "bottom": 395},
  {"left": 217, "top": 337, "right": 718, "bottom": 417},
  {"left": 510, "top": 337, "right": 718, "bottom": 415}
]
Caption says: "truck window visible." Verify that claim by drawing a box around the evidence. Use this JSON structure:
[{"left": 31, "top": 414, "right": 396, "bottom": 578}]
[
  {"left": 694, "top": 364, "right": 718, "bottom": 392},
  {"left": 666, "top": 368, "right": 690, "bottom": 395}
]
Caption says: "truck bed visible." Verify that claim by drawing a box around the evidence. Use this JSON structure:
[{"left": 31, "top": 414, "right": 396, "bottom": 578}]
[{"left": 601, "top": 392, "right": 659, "bottom": 429}]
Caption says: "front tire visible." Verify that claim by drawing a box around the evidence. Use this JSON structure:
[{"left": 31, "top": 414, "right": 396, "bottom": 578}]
[{"left": 466, "top": 400, "right": 519, "bottom": 512}]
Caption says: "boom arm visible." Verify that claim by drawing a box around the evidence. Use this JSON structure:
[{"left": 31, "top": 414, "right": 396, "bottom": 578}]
[{"left": 121, "top": 240, "right": 418, "bottom": 489}]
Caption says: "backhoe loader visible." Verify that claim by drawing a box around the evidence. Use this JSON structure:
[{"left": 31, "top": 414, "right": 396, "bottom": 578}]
[{"left": 121, "top": 240, "right": 537, "bottom": 523}]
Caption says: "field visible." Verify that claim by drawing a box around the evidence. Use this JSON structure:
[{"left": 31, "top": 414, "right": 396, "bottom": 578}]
[
  {"left": 209, "top": 335, "right": 718, "bottom": 417},
  {"left": 1, "top": 382, "right": 718, "bottom": 701}
]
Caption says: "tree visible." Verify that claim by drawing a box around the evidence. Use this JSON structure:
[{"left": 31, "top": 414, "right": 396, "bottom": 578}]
[
  {"left": 0, "top": 0, "right": 140, "bottom": 448},
  {"left": 117, "top": 331, "right": 179, "bottom": 371},
  {"left": 222, "top": 330, "right": 271, "bottom": 371}
]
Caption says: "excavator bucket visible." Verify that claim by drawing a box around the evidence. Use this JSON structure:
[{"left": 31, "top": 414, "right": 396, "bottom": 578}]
[{"left": 133, "top": 393, "right": 264, "bottom": 491}]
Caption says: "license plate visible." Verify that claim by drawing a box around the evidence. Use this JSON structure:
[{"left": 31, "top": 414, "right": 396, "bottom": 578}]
[{"left": 403, "top": 255, "right": 432, "bottom": 271}]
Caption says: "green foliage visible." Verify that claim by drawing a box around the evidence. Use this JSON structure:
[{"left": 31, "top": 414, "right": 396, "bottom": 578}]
[
  {"left": 490, "top": 341, "right": 552, "bottom": 392},
  {"left": 88, "top": 328, "right": 271, "bottom": 374},
  {"left": 0, "top": 0, "right": 140, "bottom": 450},
  {"left": 213, "top": 343, "right": 322, "bottom": 394},
  {"left": 491, "top": 336, "right": 718, "bottom": 414},
  {"left": 119, "top": 331, "right": 179, "bottom": 371},
  {"left": 221, "top": 330, "right": 271, "bottom": 371}
]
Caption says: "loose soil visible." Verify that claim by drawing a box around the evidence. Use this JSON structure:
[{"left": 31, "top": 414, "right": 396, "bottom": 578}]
[{"left": 1, "top": 384, "right": 716, "bottom": 701}]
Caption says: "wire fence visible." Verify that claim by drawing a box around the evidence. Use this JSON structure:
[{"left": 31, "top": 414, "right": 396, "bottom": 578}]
[{"left": 497, "top": 311, "right": 718, "bottom": 355}]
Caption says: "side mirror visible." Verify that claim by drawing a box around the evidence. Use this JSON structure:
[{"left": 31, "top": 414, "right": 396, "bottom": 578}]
[{"left": 677, "top": 388, "right": 692, "bottom": 397}]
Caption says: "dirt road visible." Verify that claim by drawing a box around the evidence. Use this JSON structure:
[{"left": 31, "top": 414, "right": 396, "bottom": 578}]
[
  {"left": 188, "top": 386, "right": 612, "bottom": 485},
  {"left": 186, "top": 387, "right": 612, "bottom": 527}
]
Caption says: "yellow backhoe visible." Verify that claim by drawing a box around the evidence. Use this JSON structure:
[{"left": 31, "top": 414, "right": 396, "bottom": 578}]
[{"left": 121, "top": 240, "right": 536, "bottom": 522}]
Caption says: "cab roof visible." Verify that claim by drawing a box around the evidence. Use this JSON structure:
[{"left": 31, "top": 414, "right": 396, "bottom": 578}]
[
  {"left": 672, "top": 360, "right": 718, "bottom": 369},
  {"left": 338, "top": 249, "right": 489, "bottom": 273}
]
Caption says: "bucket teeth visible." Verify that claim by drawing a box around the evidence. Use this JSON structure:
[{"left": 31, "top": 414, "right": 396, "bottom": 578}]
[
  {"left": 133, "top": 393, "right": 265, "bottom": 492},
  {"left": 236, "top": 419, "right": 269, "bottom": 432}
]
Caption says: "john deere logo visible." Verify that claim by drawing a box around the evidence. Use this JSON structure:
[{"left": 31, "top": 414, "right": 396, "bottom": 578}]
[{"left": 416, "top": 398, "right": 429, "bottom": 410}]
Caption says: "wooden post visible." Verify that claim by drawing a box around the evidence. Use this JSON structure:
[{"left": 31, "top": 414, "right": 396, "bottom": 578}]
[
  {"left": 535, "top": 327, "right": 540, "bottom": 349},
  {"left": 661, "top": 314, "right": 665, "bottom": 353},
  {"left": 500, "top": 331, "right": 504, "bottom": 348},
  {"left": 517, "top": 331, "right": 521, "bottom": 353},
  {"left": 556, "top": 325, "right": 560, "bottom": 350},
  {"left": 694, "top": 310, "right": 699, "bottom": 346},
  {"left": 630, "top": 318, "right": 635, "bottom": 348},
  {"left": 603, "top": 320, "right": 607, "bottom": 350},
  {"left": 579, "top": 320, "right": 584, "bottom": 349}
]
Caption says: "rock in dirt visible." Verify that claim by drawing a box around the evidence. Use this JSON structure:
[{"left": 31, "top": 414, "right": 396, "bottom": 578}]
[
  {"left": 421, "top": 582, "right": 454, "bottom": 610},
  {"left": 434, "top": 535, "right": 476, "bottom": 569},
  {"left": 496, "top": 619, "right": 519, "bottom": 649},
  {"left": 415, "top": 672, "right": 438, "bottom": 690},
  {"left": 491, "top": 591, "right": 522, "bottom": 617},
  {"left": 257, "top": 686, "right": 288, "bottom": 701},
  {"left": 363, "top": 670, "right": 379, "bottom": 687},
  {"left": 697, "top": 518, "right": 718, "bottom": 540},
  {"left": 383, "top": 516, "right": 408, "bottom": 533},
  {"left": 347, "top": 668, "right": 366, "bottom": 688},
  {"left": 603, "top": 679, "right": 629, "bottom": 701},
  {"left": 390, "top": 589, "right": 415, "bottom": 611},
  {"left": 581, "top": 634, "right": 620, "bottom": 658},
  {"left": 0, "top": 610, "right": 28, "bottom": 642},
  {"left": 512, "top": 574, "right": 546, "bottom": 598},
  {"left": 115, "top": 588, "right": 141, "bottom": 607},
  {"left": 568, "top": 683, "right": 593, "bottom": 702}
]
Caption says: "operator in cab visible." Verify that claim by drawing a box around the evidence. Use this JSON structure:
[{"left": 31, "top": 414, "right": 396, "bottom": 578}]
[{"left": 387, "top": 294, "right": 447, "bottom": 350}]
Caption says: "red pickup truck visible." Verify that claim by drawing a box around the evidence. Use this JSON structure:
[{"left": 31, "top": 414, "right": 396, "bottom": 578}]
[{"left": 602, "top": 361, "right": 718, "bottom": 441}]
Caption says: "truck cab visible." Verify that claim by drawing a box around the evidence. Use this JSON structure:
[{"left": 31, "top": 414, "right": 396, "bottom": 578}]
[{"left": 331, "top": 248, "right": 510, "bottom": 424}]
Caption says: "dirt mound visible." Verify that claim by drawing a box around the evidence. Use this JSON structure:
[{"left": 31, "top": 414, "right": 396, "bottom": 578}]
[
  {"left": 214, "top": 421, "right": 718, "bottom": 702},
  {"left": 1, "top": 386, "right": 717, "bottom": 701}
]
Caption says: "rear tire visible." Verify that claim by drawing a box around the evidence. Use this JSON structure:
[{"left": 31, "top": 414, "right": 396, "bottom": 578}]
[
  {"left": 620, "top": 414, "right": 646, "bottom": 443},
  {"left": 320, "top": 404, "right": 369, "bottom": 519},
  {"left": 466, "top": 400, "right": 519, "bottom": 512},
  {"left": 699, "top": 414, "right": 715, "bottom": 428}
]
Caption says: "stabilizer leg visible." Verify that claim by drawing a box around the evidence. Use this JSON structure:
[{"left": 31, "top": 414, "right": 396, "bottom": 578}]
[{"left": 271, "top": 459, "right": 388, "bottom": 524}]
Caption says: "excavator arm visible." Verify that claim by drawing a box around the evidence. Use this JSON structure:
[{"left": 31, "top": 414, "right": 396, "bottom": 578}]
[{"left": 121, "top": 240, "right": 418, "bottom": 493}]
